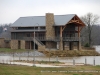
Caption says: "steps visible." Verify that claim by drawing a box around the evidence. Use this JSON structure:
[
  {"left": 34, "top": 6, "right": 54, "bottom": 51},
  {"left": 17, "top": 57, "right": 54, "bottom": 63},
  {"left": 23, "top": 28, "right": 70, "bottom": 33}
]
[{"left": 33, "top": 38, "right": 44, "bottom": 46}]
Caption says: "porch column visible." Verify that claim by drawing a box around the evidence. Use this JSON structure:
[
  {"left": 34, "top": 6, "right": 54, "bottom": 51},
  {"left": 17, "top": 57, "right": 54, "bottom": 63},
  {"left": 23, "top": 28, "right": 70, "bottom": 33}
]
[
  {"left": 59, "top": 26, "right": 63, "bottom": 50},
  {"left": 78, "top": 26, "right": 81, "bottom": 50}
]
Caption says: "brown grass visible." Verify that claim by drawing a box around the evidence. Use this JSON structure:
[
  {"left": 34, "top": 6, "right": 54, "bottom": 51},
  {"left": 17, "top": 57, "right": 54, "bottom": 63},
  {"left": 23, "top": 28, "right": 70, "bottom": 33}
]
[{"left": 39, "top": 50, "right": 100, "bottom": 57}]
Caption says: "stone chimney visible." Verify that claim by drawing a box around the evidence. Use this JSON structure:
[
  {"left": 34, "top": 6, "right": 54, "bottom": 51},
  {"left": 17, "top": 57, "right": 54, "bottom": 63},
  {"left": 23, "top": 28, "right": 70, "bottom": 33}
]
[{"left": 46, "top": 13, "right": 55, "bottom": 39}]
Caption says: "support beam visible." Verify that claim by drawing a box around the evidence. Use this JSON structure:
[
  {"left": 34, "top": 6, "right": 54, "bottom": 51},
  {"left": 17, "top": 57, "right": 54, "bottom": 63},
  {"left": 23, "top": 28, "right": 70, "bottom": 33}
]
[
  {"left": 59, "top": 26, "right": 63, "bottom": 50},
  {"left": 79, "top": 26, "right": 83, "bottom": 32},
  {"left": 62, "top": 25, "right": 67, "bottom": 32},
  {"left": 78, "top": 26, "right": 80, "bottom": 37},
  {"left": 60, "top": 26, "right": 62, "bottom": 37}
]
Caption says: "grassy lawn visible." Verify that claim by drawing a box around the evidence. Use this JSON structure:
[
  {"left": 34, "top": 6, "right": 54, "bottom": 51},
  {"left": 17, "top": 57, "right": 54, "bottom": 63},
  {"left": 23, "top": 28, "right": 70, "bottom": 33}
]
[
  {"left": 0, "top": 48, "right": 32, "bottom": 53},
  {"left": 0, "top": 64, "right": 100, "bottom": 75}
]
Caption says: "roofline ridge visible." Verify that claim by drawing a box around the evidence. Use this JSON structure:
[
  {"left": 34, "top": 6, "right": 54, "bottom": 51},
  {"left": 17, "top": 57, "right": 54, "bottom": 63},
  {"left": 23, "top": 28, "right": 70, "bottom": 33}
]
[
  {"left": 54, "top": 14, "right": 76, "bottom": 16},
  {"left": 20, "top": 15, "right": 45, "bottom": 18}
]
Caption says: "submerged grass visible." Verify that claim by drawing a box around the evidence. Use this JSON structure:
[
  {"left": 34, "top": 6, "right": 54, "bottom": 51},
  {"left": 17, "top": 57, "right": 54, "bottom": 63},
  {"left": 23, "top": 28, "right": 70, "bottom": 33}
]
[{"left": 0, "top": 64, "right": 100, "bottom": 75}]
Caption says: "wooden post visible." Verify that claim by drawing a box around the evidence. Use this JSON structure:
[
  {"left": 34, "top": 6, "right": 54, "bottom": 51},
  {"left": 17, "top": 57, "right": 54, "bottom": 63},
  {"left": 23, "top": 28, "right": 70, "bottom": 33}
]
[
  {"left": 85, "top": 57, "right": 87, "bottom": 65},
  {"left": 60, "top": 26, "right": 62, "bottom": 37},
  {"left": 78, "top": 26, "right": 80, "bottom": 37},
  {"left": 93, "top": 58, "right": 95, "bottom": 66},
  {"left": 78, "top": 26, "right": 81, "bottom": 50},
  {"left": 59, "top": 26, "right": 63, "bottom": 50},
  {"left": 73, "top": 58, "right": 75, "bottom": 66}
]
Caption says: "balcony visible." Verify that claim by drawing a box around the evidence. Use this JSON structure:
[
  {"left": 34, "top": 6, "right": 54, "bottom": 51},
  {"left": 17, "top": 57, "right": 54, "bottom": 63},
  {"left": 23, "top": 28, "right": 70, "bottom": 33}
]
[
  {"left": 63, "top": 37, "right": 81, "bottom": 41},
  {"left": 22, "top": 37, "right": 81, "bottom": 42}
]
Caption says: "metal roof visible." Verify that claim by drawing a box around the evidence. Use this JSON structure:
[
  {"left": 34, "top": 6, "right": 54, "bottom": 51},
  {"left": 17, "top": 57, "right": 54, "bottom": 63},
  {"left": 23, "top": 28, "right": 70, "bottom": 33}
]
[
  {"left": 54, "top": 14, "right": 75, "bottom": 26},
  {"left": 11, "top": 14, "right": 75, "bottom": 27}
]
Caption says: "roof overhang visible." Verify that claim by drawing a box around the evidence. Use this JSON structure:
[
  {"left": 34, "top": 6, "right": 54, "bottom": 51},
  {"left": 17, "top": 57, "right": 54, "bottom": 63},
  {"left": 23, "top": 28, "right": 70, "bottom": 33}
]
[{"left": 11, "top": 30, "right": 46, "bottom": 32}]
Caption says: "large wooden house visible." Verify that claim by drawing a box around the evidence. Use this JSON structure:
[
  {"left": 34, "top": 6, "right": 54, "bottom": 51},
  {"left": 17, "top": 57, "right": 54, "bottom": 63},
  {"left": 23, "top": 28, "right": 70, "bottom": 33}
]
[{"left": 11, "top": 13, "right": 85, "bottom": 50}]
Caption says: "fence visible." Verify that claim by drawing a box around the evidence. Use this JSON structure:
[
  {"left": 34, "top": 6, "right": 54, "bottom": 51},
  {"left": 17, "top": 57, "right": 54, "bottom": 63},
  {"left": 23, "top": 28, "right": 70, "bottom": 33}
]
[{"left": 0, "top": 51, "right": 99, "bottom": 66}]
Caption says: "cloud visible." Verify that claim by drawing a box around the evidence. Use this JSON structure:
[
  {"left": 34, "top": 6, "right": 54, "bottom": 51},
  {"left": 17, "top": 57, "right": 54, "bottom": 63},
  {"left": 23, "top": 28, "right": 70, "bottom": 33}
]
[{"left": 0, "top": 0, "right": 100, "bottom": 24}]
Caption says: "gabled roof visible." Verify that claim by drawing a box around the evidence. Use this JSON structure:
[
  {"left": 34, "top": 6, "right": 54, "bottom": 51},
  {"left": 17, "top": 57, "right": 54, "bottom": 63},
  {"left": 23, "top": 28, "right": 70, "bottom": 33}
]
[
  {"left": 11, "top": 14, "right": 76, "bottom": 27},
  {"left": 54, "top": 14, "right": 75, "bottom": 26}
]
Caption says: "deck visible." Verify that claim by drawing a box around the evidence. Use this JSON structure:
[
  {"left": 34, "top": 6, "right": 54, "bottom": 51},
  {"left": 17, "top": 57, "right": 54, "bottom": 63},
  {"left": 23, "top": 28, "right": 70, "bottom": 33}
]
[{"left": 22, "top": 37, "right": 81, "bottom": 42}]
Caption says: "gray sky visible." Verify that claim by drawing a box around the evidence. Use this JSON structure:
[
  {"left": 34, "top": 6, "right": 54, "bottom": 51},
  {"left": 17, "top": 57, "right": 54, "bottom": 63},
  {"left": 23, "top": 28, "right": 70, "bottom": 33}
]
[{"left": 0, "top": 0, "right": 100, "bottom": 24}]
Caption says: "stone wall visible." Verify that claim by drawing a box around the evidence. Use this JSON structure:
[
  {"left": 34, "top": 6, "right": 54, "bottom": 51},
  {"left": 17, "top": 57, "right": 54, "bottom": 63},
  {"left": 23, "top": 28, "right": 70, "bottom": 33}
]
[
  {"left": 38, "top": 46, "right": 45, "bottom": 51},
  {"left": 46, "top": 41, "right": 56, "bottom": 49},
  {"left": 0, "top": 38, "right": 5, "bottom": 47},
  {"left": 11, "top": 40, "right": 18, "bottom": 49},
  {"left": 5, "top": 42, "right": 10, "bottom": 48},
  {"left": 0, "top": 38, "right": 10, "bottom": 48},
  {"left": 20, "top": 40, "right": 25, "bottom": 49},
  {"left": 77, "top": 41, "right": 81, "bottom": 50}
]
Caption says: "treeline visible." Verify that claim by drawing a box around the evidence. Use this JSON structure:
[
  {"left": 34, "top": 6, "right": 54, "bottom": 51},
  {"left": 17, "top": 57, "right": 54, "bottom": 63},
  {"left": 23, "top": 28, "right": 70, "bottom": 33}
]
[
  {"left": 0, "top": 24, "right": 12, "bottom": 39},
  {"left": 81, "top": 25, "right": 100, "bottom": 45}
]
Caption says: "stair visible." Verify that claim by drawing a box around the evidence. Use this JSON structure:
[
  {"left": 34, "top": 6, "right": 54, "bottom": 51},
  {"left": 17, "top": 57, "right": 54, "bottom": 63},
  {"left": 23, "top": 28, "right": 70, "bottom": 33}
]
[{"left": 33, "top": 38, "right": 44, "bottom": 46}]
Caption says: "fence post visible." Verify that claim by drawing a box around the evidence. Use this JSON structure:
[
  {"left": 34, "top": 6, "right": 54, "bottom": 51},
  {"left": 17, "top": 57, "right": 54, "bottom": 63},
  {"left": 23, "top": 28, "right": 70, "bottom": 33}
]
[
  {"left": 56, "top": 56, "right": 58, "bottom": 62},
  {"left": 73, "top": 58, "right": 75, "bottom": 66},
  {"left": 93, "top": 58, "right": 95, "bottom": 66},
  {"left": 85, "top": 57, "right": 87, "bottom": 65}
]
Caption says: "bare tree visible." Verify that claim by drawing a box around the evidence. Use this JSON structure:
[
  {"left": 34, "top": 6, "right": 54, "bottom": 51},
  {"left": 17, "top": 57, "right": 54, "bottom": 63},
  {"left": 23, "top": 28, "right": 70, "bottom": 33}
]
[{"left": 81, "top": 13, "right": 99, "bottom": 47}]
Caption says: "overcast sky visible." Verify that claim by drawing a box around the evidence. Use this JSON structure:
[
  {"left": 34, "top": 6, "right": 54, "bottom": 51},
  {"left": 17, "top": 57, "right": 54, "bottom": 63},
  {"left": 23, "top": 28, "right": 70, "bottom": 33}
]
[{"left": 0, "top": 0, "right": 100, "bottom": 24}]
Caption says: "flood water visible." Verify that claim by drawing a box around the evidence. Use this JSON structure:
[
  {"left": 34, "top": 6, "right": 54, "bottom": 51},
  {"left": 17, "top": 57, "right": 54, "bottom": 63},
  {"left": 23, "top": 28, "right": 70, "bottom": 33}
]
[{"left": 0, "top": 46, "right": 100, "bottom": 65}]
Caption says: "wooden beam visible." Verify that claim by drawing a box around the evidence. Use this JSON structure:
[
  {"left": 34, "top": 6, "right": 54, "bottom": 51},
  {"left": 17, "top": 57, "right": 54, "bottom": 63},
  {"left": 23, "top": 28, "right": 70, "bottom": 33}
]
[
  {"left": 62, "top": 25, "right": 67, "bottom": 32},
  {"left": 78, "top": 26, "right": 80, "bottom": 37},
  {"left": 60, "top": 26, "right": 62, "bottom": 37},
  {"left": 79, "top": 26, "right": 83, "bottom": 32},
  {"left": 68, "top": 20, "right": 82, "bottom": 25}
]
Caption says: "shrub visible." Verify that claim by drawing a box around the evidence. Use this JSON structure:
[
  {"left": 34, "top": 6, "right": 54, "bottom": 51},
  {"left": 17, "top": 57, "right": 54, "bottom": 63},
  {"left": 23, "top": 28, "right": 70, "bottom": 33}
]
[{"left": 84, "top": 43, "right": 90, "bottom": 47}]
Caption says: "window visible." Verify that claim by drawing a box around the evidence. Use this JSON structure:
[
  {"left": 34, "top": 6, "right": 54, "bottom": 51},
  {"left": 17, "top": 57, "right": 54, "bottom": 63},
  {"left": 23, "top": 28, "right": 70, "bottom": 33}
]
[{"left": 27, "top": 34, "right": 30, "bottom": 37}]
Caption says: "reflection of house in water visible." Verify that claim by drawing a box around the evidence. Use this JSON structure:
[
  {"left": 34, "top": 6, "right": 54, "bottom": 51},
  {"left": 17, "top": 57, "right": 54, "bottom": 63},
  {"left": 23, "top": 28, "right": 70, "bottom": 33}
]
[{"left": 10, "top": 13, "right": 85, "bottom": 50}]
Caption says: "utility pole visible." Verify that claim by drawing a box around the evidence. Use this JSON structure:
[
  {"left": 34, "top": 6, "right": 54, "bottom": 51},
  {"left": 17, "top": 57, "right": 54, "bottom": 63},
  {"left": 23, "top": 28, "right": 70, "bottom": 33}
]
[{"left": 33, "top": 25, "right": 35, "bottom": 66}]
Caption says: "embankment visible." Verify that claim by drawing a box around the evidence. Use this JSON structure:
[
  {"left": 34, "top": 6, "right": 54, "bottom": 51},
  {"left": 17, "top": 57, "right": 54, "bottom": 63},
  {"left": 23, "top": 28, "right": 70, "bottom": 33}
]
[{"left": 39, "top": 50, "right": 100, "bottom": 57}]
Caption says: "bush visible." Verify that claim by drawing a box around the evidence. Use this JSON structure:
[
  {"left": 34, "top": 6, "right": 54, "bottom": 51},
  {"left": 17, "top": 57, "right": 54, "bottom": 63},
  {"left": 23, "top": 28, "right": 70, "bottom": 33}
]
[{"left": 84, "top": 43, "right": 90, "bottom": 47}]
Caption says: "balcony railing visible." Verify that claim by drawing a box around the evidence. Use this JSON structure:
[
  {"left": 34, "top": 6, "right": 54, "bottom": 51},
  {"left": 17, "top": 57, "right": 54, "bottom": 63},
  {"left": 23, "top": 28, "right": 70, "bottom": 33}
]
[
  {"left": 22, "top": 37, "right": 81, "bottom": 42},
  {"left": 63, "top": 37, "right": 81, "bottom": 41}
]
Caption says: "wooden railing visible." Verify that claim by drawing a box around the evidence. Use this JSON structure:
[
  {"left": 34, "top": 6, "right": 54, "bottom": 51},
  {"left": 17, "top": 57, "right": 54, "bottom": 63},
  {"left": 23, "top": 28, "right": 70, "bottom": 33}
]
[
  {"left": 63, "top": 37, "right": 81, "bottom": 41},
  {"left": 23, "top": 37, "right": 81, "bottom": 41}
]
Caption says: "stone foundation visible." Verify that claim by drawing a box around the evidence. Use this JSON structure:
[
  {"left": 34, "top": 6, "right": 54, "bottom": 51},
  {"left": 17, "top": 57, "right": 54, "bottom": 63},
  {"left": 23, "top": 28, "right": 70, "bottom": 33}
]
[
  {"left": 11, "top": 40, "right": 18, "bottom": 49},
  {"left": 77, "top": 42, "right": 81, "bottom": 50},
  {"left": 0, "top": 38, "right": 5, "bottom": 47},
  {"left": 0, "top": 38, "right": 10, "bottom": 48},
  {"left": 46, "top": 41, "right": 56, "bottom": 49},
  {"left": 38, "top": 46, "right": 45, "bottom": 51},
  {"left": 20, "top": 40, "right": 25, "bottom": 49}
]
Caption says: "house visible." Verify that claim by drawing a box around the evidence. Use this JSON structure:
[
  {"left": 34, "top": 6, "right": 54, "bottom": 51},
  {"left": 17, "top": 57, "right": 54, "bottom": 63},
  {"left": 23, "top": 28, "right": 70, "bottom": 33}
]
[{"left": 10, "top": 13, "right": 85, "bottom": 50}]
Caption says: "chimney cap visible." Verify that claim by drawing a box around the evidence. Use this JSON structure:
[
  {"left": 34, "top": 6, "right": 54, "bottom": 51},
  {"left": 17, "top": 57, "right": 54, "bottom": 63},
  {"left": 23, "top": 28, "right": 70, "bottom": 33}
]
[{"left": 46, "top": 13, "right": 54, "bottom": 15}]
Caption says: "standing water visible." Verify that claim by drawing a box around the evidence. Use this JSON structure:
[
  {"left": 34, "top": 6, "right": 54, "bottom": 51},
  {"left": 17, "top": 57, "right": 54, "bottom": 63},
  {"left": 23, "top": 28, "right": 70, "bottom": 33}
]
[{"left": 0, "top": 46, "right": 100, "bottom": 65}]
